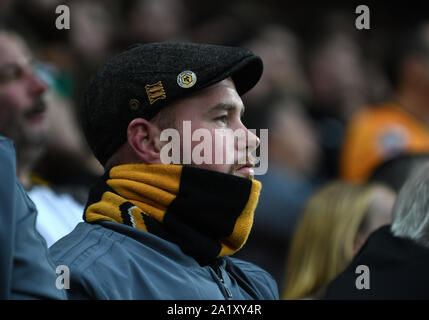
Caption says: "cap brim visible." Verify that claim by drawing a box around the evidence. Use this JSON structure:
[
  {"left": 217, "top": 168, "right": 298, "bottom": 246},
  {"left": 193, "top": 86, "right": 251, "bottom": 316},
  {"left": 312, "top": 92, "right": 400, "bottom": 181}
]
[
  {"left": 198, "top": 54, "right": 263, "bottom": 97},
  {"left": 230, "top": 55, "right": 263, "bottom": 96}
]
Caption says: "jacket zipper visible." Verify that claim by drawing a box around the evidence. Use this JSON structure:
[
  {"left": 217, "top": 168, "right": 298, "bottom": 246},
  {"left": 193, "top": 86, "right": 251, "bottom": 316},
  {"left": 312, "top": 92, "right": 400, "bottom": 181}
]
[{"left": 217, "top": 268, "right": 232, "bottom": 298}]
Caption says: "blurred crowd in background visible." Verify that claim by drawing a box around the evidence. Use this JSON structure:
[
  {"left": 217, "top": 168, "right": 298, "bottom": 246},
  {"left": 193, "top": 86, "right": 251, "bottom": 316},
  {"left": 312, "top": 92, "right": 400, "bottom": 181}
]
[{"left": 1, "top": 0, "right": 429, "bottom": 299}]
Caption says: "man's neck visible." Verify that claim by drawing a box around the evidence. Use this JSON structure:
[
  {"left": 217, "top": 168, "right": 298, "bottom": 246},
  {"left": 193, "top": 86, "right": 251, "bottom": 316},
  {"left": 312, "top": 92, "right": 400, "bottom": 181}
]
[
  {"left": 14, "top": 144, "right": 45, "bottom": 190},
  {"left": 17, "top": 164, "right": 32, "bottom": 189}
]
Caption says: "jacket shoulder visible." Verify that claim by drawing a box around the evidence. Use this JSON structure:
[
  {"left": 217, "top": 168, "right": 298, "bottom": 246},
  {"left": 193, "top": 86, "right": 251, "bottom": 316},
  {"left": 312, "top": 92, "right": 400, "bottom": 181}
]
[
  {"left": 51, "top": 222, "right": 133, "bottom": 299},
  {"left": 226, "top": 257, "right": 279, "bottom": 299},
  {"left": 50, "top": 222, "right": 122, "bottom": 269}
]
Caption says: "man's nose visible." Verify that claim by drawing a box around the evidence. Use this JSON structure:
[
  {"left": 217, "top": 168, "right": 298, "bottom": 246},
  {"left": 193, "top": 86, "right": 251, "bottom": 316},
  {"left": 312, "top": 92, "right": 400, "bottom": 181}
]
[
  {"left": 27, "top": 71, "right": 47, "bottom": 97},
  {"left": 246, "top": 128, "right": 260, "bottom": 153},
  {"left": 236, "top": 122, "right": 260, "bottom": 152}
]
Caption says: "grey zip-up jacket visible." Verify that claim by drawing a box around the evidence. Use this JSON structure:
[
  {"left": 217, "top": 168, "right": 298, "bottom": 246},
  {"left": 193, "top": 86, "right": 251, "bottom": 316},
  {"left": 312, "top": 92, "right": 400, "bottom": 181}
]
[
  {"left": 0, "top": 136, "right": 66, "bottom": 299},
  {"left": 50, "top": 220, "right": 279, "bottom": 300}
]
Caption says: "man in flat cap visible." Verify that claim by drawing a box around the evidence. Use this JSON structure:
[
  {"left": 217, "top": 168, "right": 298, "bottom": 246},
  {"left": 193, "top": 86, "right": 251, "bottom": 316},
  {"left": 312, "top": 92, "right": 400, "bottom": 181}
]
[{"left": 50, "top": 42, "right": 278, "bottom": 299}]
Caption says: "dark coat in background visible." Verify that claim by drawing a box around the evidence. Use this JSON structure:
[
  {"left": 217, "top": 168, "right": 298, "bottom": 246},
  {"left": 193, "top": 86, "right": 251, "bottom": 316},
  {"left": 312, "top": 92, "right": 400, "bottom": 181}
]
[{"left": 325, "top": 226, "right": 429, "bottom": 300}]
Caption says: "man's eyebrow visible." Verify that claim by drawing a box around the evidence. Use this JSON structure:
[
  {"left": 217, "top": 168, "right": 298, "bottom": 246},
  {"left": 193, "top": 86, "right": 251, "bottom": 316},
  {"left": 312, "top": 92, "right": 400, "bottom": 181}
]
[
  {"left": 0, "top": 59, "right": 31, "bottom": 71},
  {"left": 209, "top": 103, "right": 245, "bottom": 117},
  {"left": 0, "top": 62, "right": 19, "bottom": 70}
]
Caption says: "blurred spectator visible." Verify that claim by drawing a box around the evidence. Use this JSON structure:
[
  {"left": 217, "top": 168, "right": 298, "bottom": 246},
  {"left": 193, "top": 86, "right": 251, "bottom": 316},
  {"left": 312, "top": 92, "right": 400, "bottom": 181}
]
[
  {"left": 242, "top": 24, "right": 309, "bottom": 104},
  {"left": 189, "top": 6, "right": 251, "bottom": 46},
  {"left": 32, "top": 69, "right": 102, "bottom": 205},
  {"left": 67, "top": 0, "right": 117, "bottom": 111},
  {"left": 69, "top": 0, "right": 114, "bottom": 65},
  {"left": 118, "top": 0, "right": 188, "bottom": 45},
  {"left": 0, "top": 29, "right": 86, "bottom": 247},
  {"left": 369, "top": 153, "right": 429, "bottom": 192},
  {"left": 283, "top": 181, "right": 395, "bottom": 299},
  {"left": 235, "top": 94, "right": 321, "bottom": 292},
  {"left": 326, "top": 162, "right": 429, "bottom": 299},
  {"left": 341, "top": 21, "right": 429, "bottom": 182},
  {"left": 0, "top": 136, "right": 66, "bottom": 299},
  {"left": 0, "top": 0, "right": 13, "bottom": 22},
  {"left": 0, "top": 31, "right": 50, "bottom": 188},
  {"left": 306, "top": 28, "right": 371, "bottom": 178},
  {"left": 307, "top": 32, "right": 369, "bottom": 121}
]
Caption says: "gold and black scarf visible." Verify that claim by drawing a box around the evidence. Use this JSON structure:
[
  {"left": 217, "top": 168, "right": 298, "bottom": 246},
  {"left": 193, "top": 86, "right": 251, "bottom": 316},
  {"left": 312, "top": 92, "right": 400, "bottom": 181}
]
[{"left": 83, "top": 164, "right": 261, "bottom": 264}]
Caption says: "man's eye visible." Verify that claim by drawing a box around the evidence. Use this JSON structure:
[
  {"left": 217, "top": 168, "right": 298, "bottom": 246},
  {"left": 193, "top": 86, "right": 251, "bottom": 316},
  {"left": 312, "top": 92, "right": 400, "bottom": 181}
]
[
  {"left": 215, "top": 115, "right": 229, "bottom": 126},
  {"left": 0, "top": 65, "right": 24, "bottom": 84}
]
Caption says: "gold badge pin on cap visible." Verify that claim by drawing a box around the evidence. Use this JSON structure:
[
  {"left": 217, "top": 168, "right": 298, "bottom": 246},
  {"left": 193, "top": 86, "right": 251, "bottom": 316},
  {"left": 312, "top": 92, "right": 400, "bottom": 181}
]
[{"left": 177, "top": 70, "right": 197, "bottom": 88}]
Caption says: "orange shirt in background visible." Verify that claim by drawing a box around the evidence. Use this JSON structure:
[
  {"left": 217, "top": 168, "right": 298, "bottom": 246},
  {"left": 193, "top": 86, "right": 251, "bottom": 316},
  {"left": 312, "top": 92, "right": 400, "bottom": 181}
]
[{"left": 340, "top": 102, "right": 429, "bottom": 183}]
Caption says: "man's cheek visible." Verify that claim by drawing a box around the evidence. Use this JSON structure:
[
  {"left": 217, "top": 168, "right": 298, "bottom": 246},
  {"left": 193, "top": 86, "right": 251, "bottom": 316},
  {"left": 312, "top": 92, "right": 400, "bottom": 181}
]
[
  {"left": 0, "top": 103, "right": 19, "bottom": 127},
  {"left": 0, "top": 89, "right": 27, "bottom": 113},
  {"left": 174, "top": 124, "right": 236, "bottom": 167},
  {"left": 213, "top": 131, "right": 235, "bottom": 165}
]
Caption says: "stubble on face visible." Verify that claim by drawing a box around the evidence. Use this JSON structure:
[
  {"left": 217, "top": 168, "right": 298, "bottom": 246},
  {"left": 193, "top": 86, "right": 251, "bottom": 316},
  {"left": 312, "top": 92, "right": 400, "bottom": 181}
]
[{"left": 0, "top": 34, "right": 50, "bottom": 170}]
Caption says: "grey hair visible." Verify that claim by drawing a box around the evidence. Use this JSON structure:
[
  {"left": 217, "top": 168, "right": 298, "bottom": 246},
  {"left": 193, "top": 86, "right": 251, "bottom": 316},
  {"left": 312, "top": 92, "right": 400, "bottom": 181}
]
[{"left": 391, "top": 161, "right": 429, "bottom": 248}]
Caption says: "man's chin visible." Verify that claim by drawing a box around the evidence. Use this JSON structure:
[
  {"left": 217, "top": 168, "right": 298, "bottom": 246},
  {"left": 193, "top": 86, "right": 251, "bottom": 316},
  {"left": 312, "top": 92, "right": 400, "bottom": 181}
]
[
  {"left": 233, "top": 171, "right": 254, "bottom": 180},
  {"left": 188, "top": 164, "right": 253, "bottom": 179},
  {"left": 234, "top": 166, "right": 255, "bottom": 179},
  {"left": 19, "top": 125, "right": 51, "bottom": 149}
]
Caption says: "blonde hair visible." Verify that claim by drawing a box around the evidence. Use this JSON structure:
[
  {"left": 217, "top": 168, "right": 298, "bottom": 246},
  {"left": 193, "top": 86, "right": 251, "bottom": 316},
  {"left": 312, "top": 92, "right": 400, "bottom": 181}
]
[{"left": 282, "top": 181, "right": 384, "bottom": 300}]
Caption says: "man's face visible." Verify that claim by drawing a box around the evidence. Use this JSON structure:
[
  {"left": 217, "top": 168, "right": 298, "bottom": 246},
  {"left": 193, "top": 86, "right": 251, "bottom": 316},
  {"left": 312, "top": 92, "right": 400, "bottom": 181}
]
[
  {"left": 0, "top": 34, "right": 49, "bottom": 154},
  {"left": 162, "top": 78, "right": 259, "bottom": 178}
]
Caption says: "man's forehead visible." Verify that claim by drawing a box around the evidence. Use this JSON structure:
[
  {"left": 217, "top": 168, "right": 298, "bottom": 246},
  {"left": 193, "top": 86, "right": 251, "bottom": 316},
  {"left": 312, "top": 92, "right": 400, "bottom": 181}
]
[
  {"left": 192, "top": 78, "right": 240, "bottom": 103},
  {"left": 169, "top": 77, "right": 243, "bottom": 111},
  {"left": 209, "top": 77, "right": 236, "bottom": 90},
  {"left": 0, "top": 35, "right": 29, "bottom": 65},
  {"left": 201, "top": 85, "right": 243, "bottom": 113}
]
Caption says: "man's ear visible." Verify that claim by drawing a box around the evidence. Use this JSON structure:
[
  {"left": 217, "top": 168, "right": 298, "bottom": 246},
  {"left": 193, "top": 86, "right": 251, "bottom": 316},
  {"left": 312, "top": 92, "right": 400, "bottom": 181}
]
[{"left": 127, "top": 118, "right": 162, "bottom": 164}]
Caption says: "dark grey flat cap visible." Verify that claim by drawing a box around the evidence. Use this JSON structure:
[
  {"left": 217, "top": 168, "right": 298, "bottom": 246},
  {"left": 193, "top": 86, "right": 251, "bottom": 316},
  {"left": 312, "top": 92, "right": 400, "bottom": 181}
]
[{"left": 81, "top": 42, "right": 263, "bottom": 166}]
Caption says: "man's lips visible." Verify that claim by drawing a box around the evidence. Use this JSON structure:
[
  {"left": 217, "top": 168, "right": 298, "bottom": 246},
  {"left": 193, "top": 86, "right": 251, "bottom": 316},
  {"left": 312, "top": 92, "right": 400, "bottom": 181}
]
[
  {"left": 24, "top": 101, "right": 47, "bottom": 121},
  {"left": 235, "top": 163, "right": 255, "bottom": 177}
]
